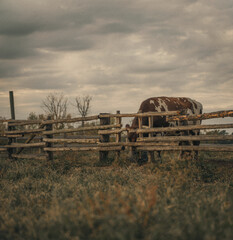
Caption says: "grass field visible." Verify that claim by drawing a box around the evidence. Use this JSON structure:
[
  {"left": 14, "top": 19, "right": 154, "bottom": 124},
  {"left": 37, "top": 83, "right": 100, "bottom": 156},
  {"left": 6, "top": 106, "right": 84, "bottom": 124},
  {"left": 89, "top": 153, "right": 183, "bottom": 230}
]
[{"left": 0, "top": 151, "right": 233, "bottom": 240}]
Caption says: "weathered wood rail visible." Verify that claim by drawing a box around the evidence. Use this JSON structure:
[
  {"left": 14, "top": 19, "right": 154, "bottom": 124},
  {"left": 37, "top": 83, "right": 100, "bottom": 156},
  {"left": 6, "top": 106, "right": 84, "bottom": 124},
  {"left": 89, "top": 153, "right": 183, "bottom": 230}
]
[
  {"left": 166, "top": 110, "right": 233, "bottom": 122},
  {"left": 0, "top": 109, "right": 233, "bottom": 162}
]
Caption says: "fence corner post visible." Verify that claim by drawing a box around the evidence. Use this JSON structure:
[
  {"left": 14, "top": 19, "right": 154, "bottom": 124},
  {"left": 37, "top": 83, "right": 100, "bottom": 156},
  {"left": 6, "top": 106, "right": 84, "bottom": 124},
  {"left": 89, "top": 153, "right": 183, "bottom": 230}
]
[
  {"left": 45, "top": 115, "right": 54, "bottom": 161},
  {"left": 99, "top": 113, "right": 110, "bottom": 163}
]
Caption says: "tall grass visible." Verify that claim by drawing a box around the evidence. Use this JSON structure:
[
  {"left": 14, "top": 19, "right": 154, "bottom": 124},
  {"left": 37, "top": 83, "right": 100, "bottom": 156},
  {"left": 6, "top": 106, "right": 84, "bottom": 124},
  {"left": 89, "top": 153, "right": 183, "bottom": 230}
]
[{"left": 0, "top": 152, "right": 233, "bottom": 240}]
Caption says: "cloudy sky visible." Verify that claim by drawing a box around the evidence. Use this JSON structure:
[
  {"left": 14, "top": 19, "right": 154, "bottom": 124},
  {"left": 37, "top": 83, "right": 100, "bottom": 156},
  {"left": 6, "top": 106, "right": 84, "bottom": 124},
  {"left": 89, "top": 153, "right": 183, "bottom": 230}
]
[{"left": 0, "top": 0, "right": 233, "bottom": 120}]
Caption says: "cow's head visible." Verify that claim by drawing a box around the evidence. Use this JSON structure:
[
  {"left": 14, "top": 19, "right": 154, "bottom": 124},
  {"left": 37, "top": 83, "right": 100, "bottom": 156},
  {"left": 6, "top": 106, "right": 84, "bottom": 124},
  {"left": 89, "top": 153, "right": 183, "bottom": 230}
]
[{"left": 126, "top": 124, "right": 138, "bottom": 142}]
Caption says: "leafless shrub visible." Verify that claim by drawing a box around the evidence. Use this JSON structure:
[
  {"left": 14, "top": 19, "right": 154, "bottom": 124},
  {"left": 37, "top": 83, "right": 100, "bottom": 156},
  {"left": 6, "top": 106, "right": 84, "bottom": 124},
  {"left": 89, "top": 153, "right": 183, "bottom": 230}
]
[
  {"left": 74, "top": 95, "right": 92, "bottom": 127},
  {"left": 41, "top": 92, "right": 68, "bottom": 129}
]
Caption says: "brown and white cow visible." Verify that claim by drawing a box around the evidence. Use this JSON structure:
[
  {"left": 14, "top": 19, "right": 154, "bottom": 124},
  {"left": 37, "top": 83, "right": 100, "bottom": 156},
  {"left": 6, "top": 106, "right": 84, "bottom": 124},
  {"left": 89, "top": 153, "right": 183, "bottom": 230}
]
[{"left": 126, "top": 97, "right": 203, "bottom": 161}]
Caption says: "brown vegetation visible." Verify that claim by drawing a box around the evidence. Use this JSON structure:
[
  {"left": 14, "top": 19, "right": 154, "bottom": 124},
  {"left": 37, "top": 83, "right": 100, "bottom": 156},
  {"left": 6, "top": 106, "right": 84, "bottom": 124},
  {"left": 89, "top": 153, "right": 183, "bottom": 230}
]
[{"left": 0, "top": 152, "right": 233, "bottom": 240}]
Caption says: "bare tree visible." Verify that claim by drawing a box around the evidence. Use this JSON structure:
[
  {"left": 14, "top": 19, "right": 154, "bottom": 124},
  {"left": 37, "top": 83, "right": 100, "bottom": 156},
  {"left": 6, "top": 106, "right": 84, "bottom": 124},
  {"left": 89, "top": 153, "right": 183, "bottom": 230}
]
[
  {"left": 41, "top": 92, "right": 68, "bottom": 129},
  {"left": 74, "top": 95, "right": 92, "bottom": 127},
  {"left": 27, "top": 112, "right": 45, "bottom": 129}
]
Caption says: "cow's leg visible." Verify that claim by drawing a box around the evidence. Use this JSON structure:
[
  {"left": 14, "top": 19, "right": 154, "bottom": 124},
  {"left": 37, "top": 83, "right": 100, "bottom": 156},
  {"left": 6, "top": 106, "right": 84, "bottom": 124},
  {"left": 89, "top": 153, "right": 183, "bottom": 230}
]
[
  {"left": 148, "top": 151, "right": 155, "bottom": 163},
  {"left": 130, "top": 147, "right": 149, "bottom": 165},
  {"left": 179, "top": 130, "right": 191, "bottom": 159},
  {"left": 137, "top": 151, "right": 148, "bottom": 165},
  {"left": 192, "top": 130, "right": 200, "bottom": 160},
  {"left": 137, "top": 132, "right": 149, "bottom": 165},
  {"left": 157, "top": 151, "right": 162, "bottom": 162},
  {"left": 179, "top": 119, "right": 193, "bottom": 158},
  {"left": 180, "top": 130, "right": 200, "bottom": 160},
  {"left": 129, "top": 146, "right": 138, "bottom": 162},
  {"left": 193, "top": 148, "right": 199, "bottom": 160}
]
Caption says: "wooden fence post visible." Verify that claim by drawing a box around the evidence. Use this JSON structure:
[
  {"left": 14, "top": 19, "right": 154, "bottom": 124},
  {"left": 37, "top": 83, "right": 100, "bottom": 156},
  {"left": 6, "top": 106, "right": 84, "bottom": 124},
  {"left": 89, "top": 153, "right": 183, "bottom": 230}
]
[
  {"left": 148, "top": 116, "right": 155, "bottom": 163},
  {"left": 99, "top": 113, "right": 110, "bottom": 163},
  {"left": 8, "top": 91, "right": 16, "bottom": 160},
  {"left": 138, "top": 117, "right": 143, "bottom": 138},
  {"left": 138, "top": 116, "right": 143, "bottom": 160},
  {"left": 45, "top": 115, "right": 54, "bottom": 161},
  {"left": 7, "top": 122, "right": 14, "bottom": 160},
  {"left": 115, "top": 110, "right": 121, "bottom": 162},
  {"left": 9, "top": 91, "right": 15, "bottom": 120}
]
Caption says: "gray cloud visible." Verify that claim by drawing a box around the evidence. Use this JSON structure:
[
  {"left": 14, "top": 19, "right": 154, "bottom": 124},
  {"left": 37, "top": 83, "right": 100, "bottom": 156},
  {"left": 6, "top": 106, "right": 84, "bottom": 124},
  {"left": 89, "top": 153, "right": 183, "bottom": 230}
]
[
  {"left": 0, "top": 0, "right": 233, "bottom": 119},
  {"left": 0, "top": 60, "right": 23, "bottom": 78},
  {"left": 98, "top": 22, "right": 135, "bottom": 34},
  {"left": 0, "top": 36, "right": 38, "bottom": 59}
]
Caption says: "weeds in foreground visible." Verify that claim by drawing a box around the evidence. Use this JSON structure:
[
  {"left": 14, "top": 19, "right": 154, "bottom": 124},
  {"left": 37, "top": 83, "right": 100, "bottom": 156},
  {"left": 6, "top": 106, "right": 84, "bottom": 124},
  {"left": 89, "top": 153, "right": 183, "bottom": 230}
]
[{"left": 0, "top": 152, "right": 233, "bottom": 240}]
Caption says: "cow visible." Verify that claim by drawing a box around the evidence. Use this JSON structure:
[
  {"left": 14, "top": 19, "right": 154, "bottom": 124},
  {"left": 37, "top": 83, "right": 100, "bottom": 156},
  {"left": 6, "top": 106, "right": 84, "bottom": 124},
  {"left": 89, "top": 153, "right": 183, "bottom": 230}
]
[{"left": 126, "top": 97, "right": 203, "bottom": 162}]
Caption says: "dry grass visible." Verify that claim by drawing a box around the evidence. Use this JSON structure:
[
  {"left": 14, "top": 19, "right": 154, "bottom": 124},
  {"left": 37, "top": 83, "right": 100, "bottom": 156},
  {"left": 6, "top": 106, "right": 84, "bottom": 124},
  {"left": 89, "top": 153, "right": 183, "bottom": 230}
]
[{"left": 0, "top": 151, "right": 233, "bottom": 240}]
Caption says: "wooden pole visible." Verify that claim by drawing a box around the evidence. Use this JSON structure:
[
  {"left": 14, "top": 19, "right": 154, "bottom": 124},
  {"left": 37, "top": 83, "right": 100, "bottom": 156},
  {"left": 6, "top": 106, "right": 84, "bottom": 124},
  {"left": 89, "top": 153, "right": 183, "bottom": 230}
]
[
  {"left": 115, "top": 110, "right": 121, "bottom": 163},
  {"left": 9, "top": 91, "right": 15, "bottom": 120},
  {"left": 148, "top": 116, "right": 155, "bottom": 163},
  {"left": 8, "top": 115, "right": 99, "bottom": 127},
  {"left": 5, "top": 142, "right": 46, "bottom": 148},
  {"left": 137, "top": 145, "right": 233, "bottom": 152},
  {"left": 137, "top": 134, "right": 233, "bottom": 142},
  {"left": 43, "top": 138, "right": 100, "bottom": 144},
  {"left": 167, "top": 110, "right": 233, "bottom": 122},
  {"left": 45, "top": 115, "right": 54, "bottom": 161},
  {"left": 99, "top": 113, "right": 110, "bottom": 163},
  {"left": 44, "top": 146, "right": 123, "bottom": 152},
  {"left": 97, "top": 141, "right": 178, "bottom": 147},
  {"left": 6, "top": 128, "right": 45, "bottom": 135},
  {"left": 138, "top": 116, "right": 143, "bottom": 160},
  {"left": 7, "top": 121, "right": 14, "bottom": 160},
  {"left": 134, "top": 123, "right": 233, "bottom": 134},
  {"left": 138, "top": 117, "right": 143, "bottom": 138},
  {"left": 99, "top": 111, "right": 180, "bottom": 118},
  {"left": 8, "top": 91, "right": 16, "bottom": 159},
  {"left": 42, "top": 124, "right": 121, "bottom": 135},
  {"left": 99, "top": 123, "right": 233, "bottom": 135}
]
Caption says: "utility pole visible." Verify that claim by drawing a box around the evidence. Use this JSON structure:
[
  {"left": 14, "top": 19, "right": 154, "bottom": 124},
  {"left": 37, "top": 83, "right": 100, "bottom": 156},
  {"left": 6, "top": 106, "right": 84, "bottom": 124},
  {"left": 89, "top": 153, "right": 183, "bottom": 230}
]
[{"left": 9, "top": 91, "right": 15, "bottom": 120}]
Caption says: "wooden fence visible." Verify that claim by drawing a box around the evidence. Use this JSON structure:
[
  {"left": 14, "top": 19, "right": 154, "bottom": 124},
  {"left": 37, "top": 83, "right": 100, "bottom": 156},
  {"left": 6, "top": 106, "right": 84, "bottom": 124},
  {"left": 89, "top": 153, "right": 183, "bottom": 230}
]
[{"left": 0, "top": 110, "right": 233, "bottom": 162}]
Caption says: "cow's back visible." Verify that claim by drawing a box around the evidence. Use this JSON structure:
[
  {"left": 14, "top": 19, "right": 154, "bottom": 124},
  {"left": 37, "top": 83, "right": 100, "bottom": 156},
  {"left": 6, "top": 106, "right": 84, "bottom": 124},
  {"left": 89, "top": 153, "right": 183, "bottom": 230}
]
[{"left": 132, "top": 97, "right": 202, "bottom": 128}]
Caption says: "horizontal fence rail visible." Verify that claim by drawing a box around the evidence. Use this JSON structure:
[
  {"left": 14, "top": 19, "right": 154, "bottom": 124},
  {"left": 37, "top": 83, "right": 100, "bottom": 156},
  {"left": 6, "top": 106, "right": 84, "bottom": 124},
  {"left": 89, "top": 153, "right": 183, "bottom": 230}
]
[
  {"left": 98, "top": 124, "right": 233, "bottom": 135},
  {"left": 0, "top": 147, "right": 7, "bottom": 152},
  {"left": 133, "top": 123, "right": 233, "bottom": 134},
  {"left": 167, "top": 110, "right": 233, "bottom": 122},
  {"left": 137, "top": 135, "right": 233, "bottom": 142},
  {"left": 43, "top": 138, "right": 100, "bottom": 144},
  {"left": 98, "top": 111, "right": 181, "bottom": 118},
  {"left": 137, "top": 145, "right": 233, "bottom": 152},
  {"left": 5, "top": 142, "right": 46, "bottom": 148},
  {"left": 44, "top": 146, "right": 123, "bottom": 152},
  {"left": 11, "top": 154, "right": 47, "bottom": 160},
  {"left": 0, "top": 109, "right": 233, "bottom": 162},
  {"left": 5, "top": 128, "right": 45, "bottom": 135},
  {"left": 6, "top": 115, "right": 100, "bottom": 127},
  {"left": 42, "top": 124, "right": 122, "bottom": 135}
]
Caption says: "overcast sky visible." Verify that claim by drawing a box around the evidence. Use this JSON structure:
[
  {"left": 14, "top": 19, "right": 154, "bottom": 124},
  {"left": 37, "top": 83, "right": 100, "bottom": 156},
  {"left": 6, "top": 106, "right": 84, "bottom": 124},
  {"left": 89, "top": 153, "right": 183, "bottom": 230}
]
[{"left": 0, "top": 0, "right": 233, "bottom": 120}]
